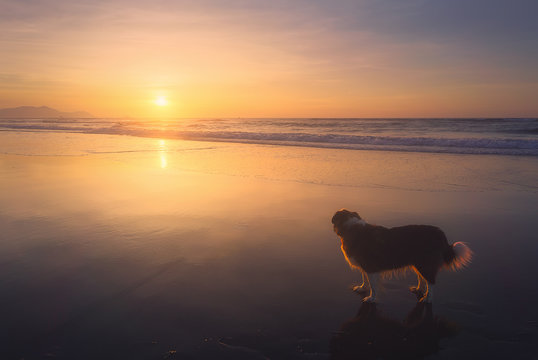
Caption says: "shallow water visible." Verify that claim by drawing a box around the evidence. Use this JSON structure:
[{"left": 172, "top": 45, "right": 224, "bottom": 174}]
[{"left": 1, "top": 132, "right": 537, "bottom": 359}]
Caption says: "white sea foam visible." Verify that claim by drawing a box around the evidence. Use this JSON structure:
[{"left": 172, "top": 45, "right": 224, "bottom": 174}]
[{"left": 1, "top": 118, "right": 537, "bottom": 156}]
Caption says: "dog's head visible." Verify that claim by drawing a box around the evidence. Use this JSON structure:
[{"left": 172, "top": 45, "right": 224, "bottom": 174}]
[{"left": 332, "top": 209, "right": 365, "bottom": 236}]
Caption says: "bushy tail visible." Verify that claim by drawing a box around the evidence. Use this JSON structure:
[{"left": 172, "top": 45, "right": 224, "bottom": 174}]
[{"left": 444, "top": 242, "right": 473, "bottom": 271}]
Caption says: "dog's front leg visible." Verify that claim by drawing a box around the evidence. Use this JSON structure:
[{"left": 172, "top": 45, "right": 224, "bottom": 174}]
[
  {"left": 352, "top": 270, "right": 370, "bottom": 294},
  {"left": 362, "top": 272, "right": 378, "bottom": 303}
]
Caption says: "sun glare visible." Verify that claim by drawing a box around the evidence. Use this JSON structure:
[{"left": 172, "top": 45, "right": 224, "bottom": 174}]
[{"left": 154, "top": 96, "right": 168, "bottom": 106}]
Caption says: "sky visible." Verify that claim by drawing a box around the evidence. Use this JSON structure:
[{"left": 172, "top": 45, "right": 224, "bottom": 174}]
[{"left": 1, "top": 0, "right": 537, "bottom": 118}]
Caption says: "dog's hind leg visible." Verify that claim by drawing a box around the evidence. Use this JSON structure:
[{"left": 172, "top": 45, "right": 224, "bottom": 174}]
[
  {"left": 414, "top": 281, "right": 434, "bottom": 303},
  {"left": 362, "top": 273, "right": 378, "bottom": 303},
  {"left": 409, "top": 267, "right": 427, "bottom": 297},
  {"left": 423, "top": 284, "right": 434, "bottom": 303},
  {"left": 352, "top": 270, "right": 370, "bottom": 294},
  {"left": 414, "top": 265, "right": 437, "bottom": 303}
]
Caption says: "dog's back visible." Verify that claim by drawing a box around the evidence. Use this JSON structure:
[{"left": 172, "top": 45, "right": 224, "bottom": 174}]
[{"left": 342, "top": 223, "right": 452, "bottom": 277}]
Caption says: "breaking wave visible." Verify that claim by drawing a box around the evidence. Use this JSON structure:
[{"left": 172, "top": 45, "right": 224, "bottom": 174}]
[{"left": 1, "top": 118, "right": 537, "bottom": 156}]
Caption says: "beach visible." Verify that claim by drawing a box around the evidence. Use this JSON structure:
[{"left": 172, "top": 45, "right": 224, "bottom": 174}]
[{"left": 1, "top": 129, "right": 538, "bottom": 359}]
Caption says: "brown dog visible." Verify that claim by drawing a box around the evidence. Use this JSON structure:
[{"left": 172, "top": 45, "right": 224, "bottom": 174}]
[{"left": 332, "top": 209, "right": 472, "bottom": 303}]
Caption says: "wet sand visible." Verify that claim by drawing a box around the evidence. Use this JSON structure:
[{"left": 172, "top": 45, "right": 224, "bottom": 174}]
[{"left": 1, "top": 132, "right": 537, "bottom": 359}]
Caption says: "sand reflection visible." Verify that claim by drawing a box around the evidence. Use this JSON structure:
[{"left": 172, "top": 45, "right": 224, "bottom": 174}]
[{"left": 331, "top": 301, "right": 459, "bottom": 359}]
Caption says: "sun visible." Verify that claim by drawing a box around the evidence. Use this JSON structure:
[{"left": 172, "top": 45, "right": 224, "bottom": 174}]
[{"left": 154, "top": 96, "right": 168, "bottom": 106}]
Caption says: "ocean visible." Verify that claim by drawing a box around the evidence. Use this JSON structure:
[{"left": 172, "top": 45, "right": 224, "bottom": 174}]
[{"left": 1, "top": 117, "right": 537, "bottom": 156}]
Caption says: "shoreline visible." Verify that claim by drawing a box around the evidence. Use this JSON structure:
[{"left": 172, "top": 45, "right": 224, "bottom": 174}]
[
  {"left": 1, "top": 116, "right": 537, "bottom": 157},
  {"left": 1, "top": 131, "right": 537, "bottom": 194}
]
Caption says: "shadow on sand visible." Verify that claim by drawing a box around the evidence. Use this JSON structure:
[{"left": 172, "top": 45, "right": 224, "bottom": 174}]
[{"left": 331, "top": 301, "right": 460, "bottom": 360}]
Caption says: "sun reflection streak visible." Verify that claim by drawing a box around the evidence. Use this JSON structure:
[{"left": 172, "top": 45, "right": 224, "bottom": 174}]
[{"left": 158, "top": 139, "right": 167, "bottom": 169}]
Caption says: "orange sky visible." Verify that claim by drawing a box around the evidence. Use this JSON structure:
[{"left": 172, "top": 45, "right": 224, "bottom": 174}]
[{"left": 1, "top": 1, "right": 537, "bottom": 118}]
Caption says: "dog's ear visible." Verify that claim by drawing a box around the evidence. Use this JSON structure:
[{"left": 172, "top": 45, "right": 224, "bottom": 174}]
[
  {"left": 332, "top": 209, "right": 361, "bottom": 226},
  {"left": 332, "top": 209, "right": 348, "bottom": 226}
]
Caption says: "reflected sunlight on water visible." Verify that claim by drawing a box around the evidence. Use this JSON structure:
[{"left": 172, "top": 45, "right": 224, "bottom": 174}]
[{"left": 159, "top": 139, "right": 167, "bottom": 169}]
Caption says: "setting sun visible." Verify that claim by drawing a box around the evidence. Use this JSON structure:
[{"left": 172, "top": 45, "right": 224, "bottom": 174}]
[{"left": 154, "top": 96, "right": 168, "bottom": 107}]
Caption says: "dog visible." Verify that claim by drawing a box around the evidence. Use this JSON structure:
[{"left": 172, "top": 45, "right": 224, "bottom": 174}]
[{"left": 332, "top": 209, "right": 472, "bottom": 303}]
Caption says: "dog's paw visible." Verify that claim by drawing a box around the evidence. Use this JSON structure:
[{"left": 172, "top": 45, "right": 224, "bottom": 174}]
[
  {"left": 418, "top": 293, "right": 432, "bottom": 303},
  {"left": 362, "top": 295, "right": 376, "bottom": 303},
  {"left": 351, "top": 284, "right": 370, "bottom": 294},
  {"left": 409, "top": 286, "right": 425, "bottom": 299}
]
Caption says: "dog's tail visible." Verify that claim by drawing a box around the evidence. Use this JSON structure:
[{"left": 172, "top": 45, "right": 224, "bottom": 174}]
[{"left": 443, "top": 242, "right": 473, "bottom": 271}]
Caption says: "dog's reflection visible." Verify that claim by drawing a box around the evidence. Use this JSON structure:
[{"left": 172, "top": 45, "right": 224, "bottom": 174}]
[{"left": 331, "top": 302, "right": 459, "bottom": 359}]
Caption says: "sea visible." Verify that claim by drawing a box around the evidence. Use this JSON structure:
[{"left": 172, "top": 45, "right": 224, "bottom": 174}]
[{"left": 1, "top": 117, "right": 537, "bottom": 156}]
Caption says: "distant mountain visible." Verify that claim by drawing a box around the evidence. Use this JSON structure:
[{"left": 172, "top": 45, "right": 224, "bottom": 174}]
[{"left": 0, "top": 106, "right": 94, "bottom": 118}]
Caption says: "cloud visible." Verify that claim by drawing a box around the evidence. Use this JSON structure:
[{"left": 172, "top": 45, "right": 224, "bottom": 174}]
[{"left": 1, "top": 0, "right": 537, "bottom": 116}]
